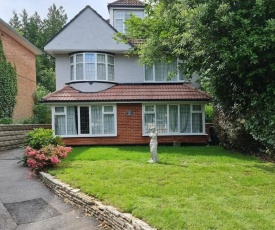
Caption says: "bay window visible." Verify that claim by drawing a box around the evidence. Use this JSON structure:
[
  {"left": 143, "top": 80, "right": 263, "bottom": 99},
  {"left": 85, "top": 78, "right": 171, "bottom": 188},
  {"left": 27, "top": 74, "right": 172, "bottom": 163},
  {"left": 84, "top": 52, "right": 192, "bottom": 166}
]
[
  {"left": 70, "top": 53, "right": 115, "bottom": 82},
  {"left": 53, "top": 105, "right": 116, "bottom": 136},
  {"left": 143, "top": 104, "right": 204, "bottom": 135},
  {"left": 145, "top": 60, "right": 185, "bottom": 82}
]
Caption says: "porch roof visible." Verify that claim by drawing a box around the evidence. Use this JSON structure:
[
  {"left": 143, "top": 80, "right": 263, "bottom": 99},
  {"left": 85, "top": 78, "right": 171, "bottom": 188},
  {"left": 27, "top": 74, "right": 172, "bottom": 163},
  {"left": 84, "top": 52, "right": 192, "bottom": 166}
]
[{"left": 43, "top": 83, "right": 211, "bottom": 103}]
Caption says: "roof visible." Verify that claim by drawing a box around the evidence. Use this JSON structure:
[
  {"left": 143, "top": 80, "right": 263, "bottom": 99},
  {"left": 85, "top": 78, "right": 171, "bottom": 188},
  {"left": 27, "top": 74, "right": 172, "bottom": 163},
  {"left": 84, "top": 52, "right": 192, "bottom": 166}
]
[
  {"left": 43, "top": 83, "right": 211, "bottom": 103},
  {"left": 108, "top": 0, "right": 145, "bottom": 8},
  {"left": 0, "top": 18, "right": 42, "bottom": 55}
]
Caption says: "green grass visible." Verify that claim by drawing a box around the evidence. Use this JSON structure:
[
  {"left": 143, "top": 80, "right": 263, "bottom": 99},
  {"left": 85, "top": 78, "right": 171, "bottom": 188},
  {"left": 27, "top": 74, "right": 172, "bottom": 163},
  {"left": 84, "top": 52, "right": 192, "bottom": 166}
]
[{"left": 48, "top": 146, "right": 275, "bottom": 230}]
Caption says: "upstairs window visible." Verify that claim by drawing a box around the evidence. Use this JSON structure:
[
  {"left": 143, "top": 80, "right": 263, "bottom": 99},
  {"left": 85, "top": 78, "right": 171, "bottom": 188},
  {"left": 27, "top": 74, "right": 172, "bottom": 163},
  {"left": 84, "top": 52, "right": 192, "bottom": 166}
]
[
  {"left": 70, "top": 53, "right": 115, "bottom": 82},
  {"left": 114, "top": 10, "right": 144, "bottom": 33},
  {"left": 145, "top": 60, "right": 186, "bottom": 82}
]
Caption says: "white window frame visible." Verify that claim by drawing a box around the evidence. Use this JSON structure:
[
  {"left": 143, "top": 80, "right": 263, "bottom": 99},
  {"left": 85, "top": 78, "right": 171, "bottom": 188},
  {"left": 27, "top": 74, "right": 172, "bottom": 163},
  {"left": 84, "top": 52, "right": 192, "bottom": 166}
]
[
  {"left": 70, "top": 53, "right": 115, "bottom": 82},
  {"left": 144, "top": 60, "right": 186, "bottom": 82},
  {"left": 52, "top": 105, "right": 117, "bottom": 137},
  {"left": 142, "top": 103, "right": 205, "bottom": 136}
]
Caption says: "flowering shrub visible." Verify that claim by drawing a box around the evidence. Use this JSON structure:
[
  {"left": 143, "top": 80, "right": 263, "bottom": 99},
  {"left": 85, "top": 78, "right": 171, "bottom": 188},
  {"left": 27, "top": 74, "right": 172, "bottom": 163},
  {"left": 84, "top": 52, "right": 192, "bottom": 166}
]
[{"left": 24, "top": 145, "right": 72, "bottom": 172}]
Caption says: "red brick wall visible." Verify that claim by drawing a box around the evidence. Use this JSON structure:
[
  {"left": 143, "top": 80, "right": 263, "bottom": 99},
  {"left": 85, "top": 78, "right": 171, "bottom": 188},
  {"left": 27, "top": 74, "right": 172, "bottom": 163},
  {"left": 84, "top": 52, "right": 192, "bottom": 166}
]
[
  {"left": 0, "top": 29, "right": 36, "bottom": 121},
  {"left": 63, "top": 103, "right": 208, "bottom": 146}
]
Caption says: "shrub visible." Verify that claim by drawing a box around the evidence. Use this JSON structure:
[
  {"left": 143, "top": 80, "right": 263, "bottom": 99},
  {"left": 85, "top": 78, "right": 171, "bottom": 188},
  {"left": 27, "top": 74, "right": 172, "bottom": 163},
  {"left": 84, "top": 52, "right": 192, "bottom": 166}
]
[
  {"left": 205, "top": 104, "right": 214, "bottom": 123},
  {"left": 24, "top": 128, "right": 64, "bottom": 150},
  {"left": 25, "top": 145, "right": 72, "bottom": 172},
  {"left": 0, "top": 117, "right": 13, "bottom": 124}
]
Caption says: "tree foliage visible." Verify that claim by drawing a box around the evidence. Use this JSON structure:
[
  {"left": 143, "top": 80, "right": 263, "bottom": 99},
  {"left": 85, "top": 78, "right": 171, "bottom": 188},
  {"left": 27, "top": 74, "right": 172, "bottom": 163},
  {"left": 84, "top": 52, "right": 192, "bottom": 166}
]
[
  {"left": 119, "top": 0, "right": 275, "bottom": 155},
  {"left": 9, "top": 4, "right": 67, "bottom": 92},
  {"left": 0, "top": 38, "right": 17, "bottom": 119}
]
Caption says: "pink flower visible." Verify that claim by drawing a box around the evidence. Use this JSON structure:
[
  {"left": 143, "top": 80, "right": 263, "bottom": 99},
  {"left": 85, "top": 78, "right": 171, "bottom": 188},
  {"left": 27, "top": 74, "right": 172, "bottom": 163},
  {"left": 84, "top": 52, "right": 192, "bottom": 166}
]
[{"left": 50, "top": 155, "right": 60, "bottom": 164}]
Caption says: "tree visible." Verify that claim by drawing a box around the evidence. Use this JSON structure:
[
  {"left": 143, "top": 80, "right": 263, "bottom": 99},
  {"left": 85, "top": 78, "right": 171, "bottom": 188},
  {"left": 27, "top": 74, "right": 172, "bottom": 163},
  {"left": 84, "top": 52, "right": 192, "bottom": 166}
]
[
  {"left": 0, "top": 38, "right": 17, "bottom": 119},
  {"left": 119, "top": 0, "right": 275, "bottom": 155},
  {"left": 9, "top": 4, "right": 68, "bottom": 92}
]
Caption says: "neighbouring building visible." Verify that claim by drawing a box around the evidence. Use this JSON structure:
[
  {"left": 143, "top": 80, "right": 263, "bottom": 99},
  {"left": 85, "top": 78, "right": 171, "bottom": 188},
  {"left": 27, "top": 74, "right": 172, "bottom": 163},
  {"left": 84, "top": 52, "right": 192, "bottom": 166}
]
[
  {"left": 43, "top": 0, "right": 211, "bottom": 146},
  {"left": 0, "top": 18, "right": 42, "bottom": 121}
]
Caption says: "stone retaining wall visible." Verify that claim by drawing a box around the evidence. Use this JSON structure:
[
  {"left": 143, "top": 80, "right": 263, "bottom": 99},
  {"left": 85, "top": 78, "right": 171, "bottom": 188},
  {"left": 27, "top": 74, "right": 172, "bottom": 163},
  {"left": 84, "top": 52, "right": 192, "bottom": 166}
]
[
  {"left": 39, "top": 172, "right": 156, "bottom": 230},
  {"left": 0, "top": 124, "right": 51, "bottom": 151}
]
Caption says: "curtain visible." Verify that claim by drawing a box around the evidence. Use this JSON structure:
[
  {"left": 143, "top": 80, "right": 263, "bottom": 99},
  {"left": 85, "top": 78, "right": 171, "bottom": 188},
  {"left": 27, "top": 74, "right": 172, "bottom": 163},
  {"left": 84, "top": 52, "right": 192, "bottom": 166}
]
[
  {"left": 156, "top": 105, "right": 167, "bottom": 133},
  {"left": 55, "top": 115, "right": 66, "bottom": 135},
  {"left": 104, "top": 114, "right": 115, "bottom": 134},
  {"left": 180, "top": 105, "right": 191, "bottom": 133},
  {"left": 169, "top": 105, "right": 178, "bottom": 132},
  {"left": 67, "top": 106, "right": 77, "bottom": 135},
  {"left": 144, "top": 114, "right": 155, "bottom": 134},
  {"left": 192, "top": 113, "right": 203, "bottom": 133},
  {"left": 91, "top": 106, "right": 102, "bottom": 134}
]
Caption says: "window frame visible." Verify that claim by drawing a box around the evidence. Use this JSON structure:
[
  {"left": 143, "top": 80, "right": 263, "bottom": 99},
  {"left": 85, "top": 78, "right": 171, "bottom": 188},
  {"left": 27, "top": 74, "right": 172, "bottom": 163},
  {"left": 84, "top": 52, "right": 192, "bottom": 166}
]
[
  {"left": 69, "top": 53, "right": 115, "bottom": 82},
  {"left": 52, "top": 105, "right": 117, "bottom": 137},
  {"left": 142, "top": 103, "right": 205, "bottom": 136}
]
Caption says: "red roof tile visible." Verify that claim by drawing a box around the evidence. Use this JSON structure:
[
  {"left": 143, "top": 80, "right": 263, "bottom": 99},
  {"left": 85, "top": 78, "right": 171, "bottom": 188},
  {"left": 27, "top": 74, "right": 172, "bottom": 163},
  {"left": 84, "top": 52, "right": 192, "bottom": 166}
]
[
  {"left": 43, "top": 84, "right": 210, "bottom": 103},
  {"left": 108, "top": 0, "right": 145, "bottom": 8}
]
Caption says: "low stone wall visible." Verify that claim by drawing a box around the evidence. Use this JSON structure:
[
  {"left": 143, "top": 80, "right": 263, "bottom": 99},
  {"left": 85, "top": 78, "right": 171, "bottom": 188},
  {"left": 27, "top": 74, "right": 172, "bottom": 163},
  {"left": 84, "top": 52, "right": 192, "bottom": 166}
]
[
  {"left": 39, "top": 172, "right": 156, "bottom": 230},
  {"left": 0, "top": 124, "right": 51, "bottom": 151}
]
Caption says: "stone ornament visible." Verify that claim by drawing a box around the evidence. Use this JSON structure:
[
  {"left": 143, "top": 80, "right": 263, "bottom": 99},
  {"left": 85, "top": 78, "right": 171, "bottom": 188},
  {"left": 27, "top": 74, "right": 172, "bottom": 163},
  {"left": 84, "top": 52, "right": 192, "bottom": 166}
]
[{"left": 148, "top": 126, "right": 158, "bottom": 163}]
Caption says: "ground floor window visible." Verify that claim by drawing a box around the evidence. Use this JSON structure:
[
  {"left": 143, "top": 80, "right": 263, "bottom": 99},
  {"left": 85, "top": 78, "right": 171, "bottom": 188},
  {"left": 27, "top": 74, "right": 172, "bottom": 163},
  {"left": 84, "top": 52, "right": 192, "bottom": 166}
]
[
  {"left": 53, "top": 105, "right": 116, "bottom": 136},
  {"left": 143, "top": 104, "right": 205, "bottom": 135}
]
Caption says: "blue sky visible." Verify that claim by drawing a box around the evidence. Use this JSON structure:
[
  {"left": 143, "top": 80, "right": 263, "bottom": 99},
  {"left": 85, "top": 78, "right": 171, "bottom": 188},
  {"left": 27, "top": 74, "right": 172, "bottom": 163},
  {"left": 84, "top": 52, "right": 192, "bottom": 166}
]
[{"left": 0, "top": 0, "right": 113, "bottom": 23}]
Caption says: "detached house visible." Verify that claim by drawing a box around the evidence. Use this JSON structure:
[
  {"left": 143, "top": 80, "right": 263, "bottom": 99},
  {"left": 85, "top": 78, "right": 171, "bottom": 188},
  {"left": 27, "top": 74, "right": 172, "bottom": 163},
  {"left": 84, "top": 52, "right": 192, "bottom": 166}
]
[{"left": 43, "top": 0, "right": 210, "bottom": 146}]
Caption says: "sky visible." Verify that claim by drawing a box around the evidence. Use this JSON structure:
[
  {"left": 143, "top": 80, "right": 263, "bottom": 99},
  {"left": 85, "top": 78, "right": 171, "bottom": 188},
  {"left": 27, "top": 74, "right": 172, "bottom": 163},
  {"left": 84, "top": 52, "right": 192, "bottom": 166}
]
[{"left": 0, "top": 0, "right": 114, "bottom": 23}]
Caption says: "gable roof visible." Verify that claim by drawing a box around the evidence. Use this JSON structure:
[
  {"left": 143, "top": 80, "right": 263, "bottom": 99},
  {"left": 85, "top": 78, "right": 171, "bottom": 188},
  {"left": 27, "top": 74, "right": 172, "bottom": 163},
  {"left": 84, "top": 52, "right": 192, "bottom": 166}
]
[
  {"left": 43, "top": 83, "right": 210, "bottom": 103},
  {"left": 0, "top": 18, "right": 42, "bottom": 55},
  {"left": 44, "top": 6, "right": 132, "bottom": 56},
  {"left": 108, "top": 0, "right": 145, "bottom": 8}
]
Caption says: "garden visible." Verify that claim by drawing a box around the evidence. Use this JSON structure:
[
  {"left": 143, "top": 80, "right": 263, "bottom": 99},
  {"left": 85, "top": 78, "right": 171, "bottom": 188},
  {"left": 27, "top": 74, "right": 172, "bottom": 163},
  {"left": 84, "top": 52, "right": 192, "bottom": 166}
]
[{"left": 46, "top": 146, "right": 274, "bottom": 230}]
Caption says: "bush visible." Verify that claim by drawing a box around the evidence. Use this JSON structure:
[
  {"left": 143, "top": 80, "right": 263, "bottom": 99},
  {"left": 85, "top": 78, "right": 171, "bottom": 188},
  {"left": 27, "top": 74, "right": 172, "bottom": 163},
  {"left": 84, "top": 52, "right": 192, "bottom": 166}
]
[
  {"left": 25, "top": 145, "right": 72, "bottom": 172},
  {"left": 205, "top": 104, "right": 214, "bottom": 123},
  {"left": 24, "top": 128, "right": 63, "bottom": 150},
  {"left": 0, "top": 117, "right": 13, "bottom": 124}
]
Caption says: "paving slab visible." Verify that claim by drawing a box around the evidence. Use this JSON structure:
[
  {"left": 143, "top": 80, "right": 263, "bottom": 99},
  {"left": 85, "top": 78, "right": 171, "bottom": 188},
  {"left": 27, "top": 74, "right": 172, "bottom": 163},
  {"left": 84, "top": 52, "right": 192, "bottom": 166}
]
[{"left": 0, "top": 149, "right": 101, "bottom": 230}]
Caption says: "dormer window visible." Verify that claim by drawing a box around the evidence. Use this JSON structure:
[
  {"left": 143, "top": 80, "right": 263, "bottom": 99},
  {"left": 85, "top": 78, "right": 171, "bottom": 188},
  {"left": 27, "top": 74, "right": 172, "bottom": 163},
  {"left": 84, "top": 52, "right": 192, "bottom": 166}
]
[
  {"left": 113, "top": 10, "right": 144, "bottom": 33},
  {"left": 70, "top": 53, "right": 115, "bottom": 82}
]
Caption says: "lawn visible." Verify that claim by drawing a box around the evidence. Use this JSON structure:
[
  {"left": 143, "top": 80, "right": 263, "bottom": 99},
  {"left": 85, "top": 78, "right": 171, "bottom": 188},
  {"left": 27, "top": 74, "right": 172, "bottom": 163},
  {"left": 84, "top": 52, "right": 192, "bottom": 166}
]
[{"left": 48, "top": 146, "right": 275, "bottom": 230}]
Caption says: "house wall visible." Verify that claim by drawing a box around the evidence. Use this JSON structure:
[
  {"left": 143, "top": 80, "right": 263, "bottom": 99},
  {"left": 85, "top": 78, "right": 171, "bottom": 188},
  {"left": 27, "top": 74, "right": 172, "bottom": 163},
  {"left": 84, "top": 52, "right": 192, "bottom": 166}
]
[
  {"left": 55, "top": 54, "right": 143, "bottom": 89},
  {"left": 0, "top": 29, "right": 36, "bottom": 121},
  {"left": 62, "top": 103, "right": 208, "bottom": 146}
]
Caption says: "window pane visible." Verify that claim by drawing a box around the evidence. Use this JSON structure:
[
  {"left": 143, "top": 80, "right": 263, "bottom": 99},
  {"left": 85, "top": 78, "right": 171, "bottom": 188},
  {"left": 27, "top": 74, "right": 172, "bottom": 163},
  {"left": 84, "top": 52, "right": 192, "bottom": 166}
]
[
  {"left": 67, "top": 106, "right": 78, "bottom": 135},
  {"left": 145, "top": 105, "right": 154, "bottom": 112},
  {"left": 97, "top": 63, "right": 106, "bottom": 80},
  {"left": 80, "top": 107, "right": 90, "bottom": 134},
  {"left": 169, "top": 105, "right": 178, "bottom": 133},
  {"left": 156, "top": 105, "right": 167, "bottom": 133},
  {"left": 193, "top": 105, "right": 202, "bottom": 111},
  {"left": 70, "top": 65, "right": 74, "bottom": 80},
  {"left": 70, "top": 56, "right": 74, "bottom": 63},
  {"left": 97, "top": 54, "right": 105, "bottom": 63},
  {"left": 55, "top": 115, "right": 66, "bottom": 135},
  {"left": 104, "top": 106, "right": 113, "bottom": 113},
  {"left": 76, "top": 54, "right": 83, "bottom": 63},
  {"left": 114, "top": 19, "right": 123, "bottom": 32},
  {"left": 85, "top": 63, "right": 95, "bottom": 80},
  {"left": 108, "top": 55, "right": 114, "bottom": 64},
  {"left": 114, "top": 10, "right": 123, "bottom": 18},
  {"left": 145, "top": 66, "right": 153, "bottom": 81},
  {"left": 85, "top": 53, "right": 95, "bottom": 63},
  {"left": 55, "top": 107, "right": 64, "bottom": 113},
  {"left": 91, "top": 106, "right": 102, "bottom": 134},
  {"left": 108, "top": 65, "right": 114, "bottom": 81},
  {"left": 144, "top": 114, "right": 155, "bottom": 134},
  {"left": 132, "top": 11, "right": 144, "bottom": 18},
  {"left": 155, "top": 61, "right": 177, "bottom": 81},
  {"left": 180, "top": 105, "right": 191, "bottom": 133},
  {"left": 192, "top": 113, "right": 203, "bottom": 133},
  {"left": 76, "top": 64, "right": 83, "bottom": 80},
  {"left": 104, "top": 114, "right": 115, "bottom": 134}
]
